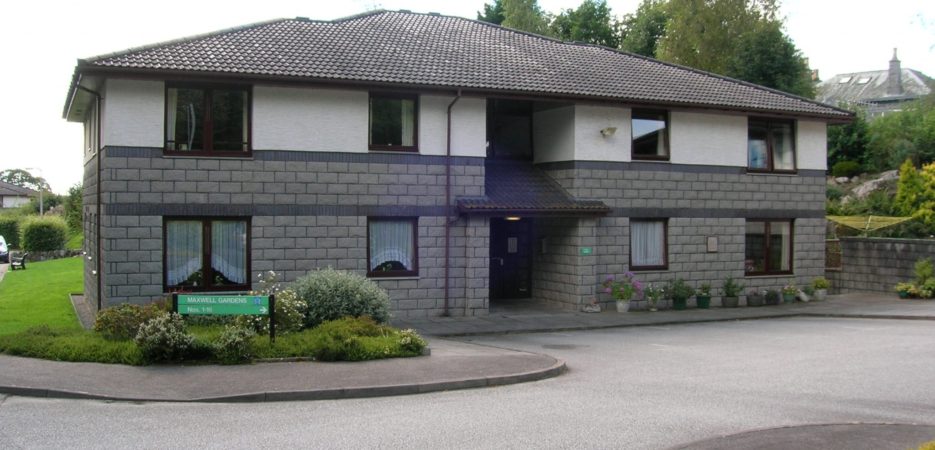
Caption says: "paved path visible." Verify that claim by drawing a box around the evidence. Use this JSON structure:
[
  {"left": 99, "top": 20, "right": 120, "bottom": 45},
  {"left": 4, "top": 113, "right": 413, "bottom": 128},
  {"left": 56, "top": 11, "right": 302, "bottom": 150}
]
[{"left": 392, "top": 293, "right": 935, "bottom": 336}]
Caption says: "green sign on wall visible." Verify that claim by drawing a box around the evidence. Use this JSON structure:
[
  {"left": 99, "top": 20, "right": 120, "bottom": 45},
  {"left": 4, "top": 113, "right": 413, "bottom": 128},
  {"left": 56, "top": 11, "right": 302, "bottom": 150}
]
[
  {"left": 580, "top": 247, "right": 593, "bottom": 256},
  {"left": 176, "top": 294, "right": 270, "bottom": 316}
]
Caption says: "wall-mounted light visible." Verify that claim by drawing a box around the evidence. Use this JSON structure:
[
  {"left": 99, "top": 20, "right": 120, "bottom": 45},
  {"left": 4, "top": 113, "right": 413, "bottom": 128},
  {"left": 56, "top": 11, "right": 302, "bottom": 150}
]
[
  {"left": 505, "top": 216, "right": 522, "bottom": 221},
  {"left": 600, "top": 127, "right": 617, "bottom": 137}
]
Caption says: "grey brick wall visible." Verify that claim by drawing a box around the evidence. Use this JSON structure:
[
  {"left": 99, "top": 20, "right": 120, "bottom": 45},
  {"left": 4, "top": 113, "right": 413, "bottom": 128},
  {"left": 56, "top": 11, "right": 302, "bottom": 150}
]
[
  {"left": 828, "top": 237, "right": 935, "bottom": 294},
  {"left": 82, "top": 156, "right": 100, "bottom": 310},
  {"left": 96, "top": 147, "right": 488, "bottom": 317},
  {"left": 533, "top": 217, "right": 597, "bottom": 310}
]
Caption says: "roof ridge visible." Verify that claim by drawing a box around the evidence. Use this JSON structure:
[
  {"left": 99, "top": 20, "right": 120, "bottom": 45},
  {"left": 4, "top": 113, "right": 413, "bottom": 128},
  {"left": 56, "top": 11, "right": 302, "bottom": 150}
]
[{"left": 80, "top": 17, "right": 291, "bottom": 65}]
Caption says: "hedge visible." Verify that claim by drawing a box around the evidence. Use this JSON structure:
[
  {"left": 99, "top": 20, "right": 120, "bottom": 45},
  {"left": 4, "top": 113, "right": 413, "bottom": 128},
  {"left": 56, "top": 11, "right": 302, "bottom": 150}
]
[
  {"left": 19, "top": 216, "right": 67, "bottom": 251},
  {"left": 0, "top": 215, "right": 18, "bottom": 248}
]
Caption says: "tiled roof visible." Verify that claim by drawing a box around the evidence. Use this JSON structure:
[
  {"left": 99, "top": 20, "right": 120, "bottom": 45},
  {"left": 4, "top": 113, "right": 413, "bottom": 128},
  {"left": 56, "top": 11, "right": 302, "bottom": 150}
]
[
  {"left": 0, "top": 181, "right": 37, "bottom": 197},
  {"left": 76, "top": 10, "right": 850, "bottom": 120},
  {"left": 458, "top": 162, "right": 610, "bottom": 216},
  {"left": 817, "top": 68, "right": 933, "bottom": 105}
]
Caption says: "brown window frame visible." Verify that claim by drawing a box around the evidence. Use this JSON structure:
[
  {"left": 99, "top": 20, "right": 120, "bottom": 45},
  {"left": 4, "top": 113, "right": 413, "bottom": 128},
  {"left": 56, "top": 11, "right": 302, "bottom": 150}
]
[
  {"left": 366, "top": 217, "right": 419, "bottom": 278},
  {"left": 744, "top": 219, "right": 794, "bottom": 276},
  {"left": 164, "top": 83, "right": 253, "bottom": 157},
  {"left": 631, "top": 109, "right": 670, "bottom": 161},
  {"left": 368, "top": 93, "right": 419, "bottom": 152},
  {"left": 746, "top": 118, "right": 797, "bottom": 174},
  {"left": 163, "top": 217, "right": 252, "bottom": 292},
  {"left": 629, "top": 218, "right": 669, "bottom": 271}
]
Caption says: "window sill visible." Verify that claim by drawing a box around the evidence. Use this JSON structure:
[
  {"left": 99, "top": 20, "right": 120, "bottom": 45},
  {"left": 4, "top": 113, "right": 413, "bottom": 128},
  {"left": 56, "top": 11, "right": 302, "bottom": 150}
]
[
  {"left": 631, "top": 157, "right": 670, "bottom": 162},
  {"left": 368, "top": 146, "right": 419, "bottom": 153},
  {"left": 743, "top": 273, "right": 795, "bottom": 279},
  {"left": 366, "top": 275, "right": 420, "bottom": 280},
  {"left": 163, "top": 151, "right": 253, "bottom": 159},
  {"left": 745, "top": 169, "right": 799, "bottom": 176},
  {"left": 630, "top": 267, "right": 669, "bottom": 273}
]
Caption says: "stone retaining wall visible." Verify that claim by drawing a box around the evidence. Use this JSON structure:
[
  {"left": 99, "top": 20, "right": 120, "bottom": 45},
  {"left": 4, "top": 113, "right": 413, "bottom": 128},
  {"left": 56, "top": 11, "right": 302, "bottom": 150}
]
[{"left": 828, "top": 237, "right": 935, "bottom": 294}]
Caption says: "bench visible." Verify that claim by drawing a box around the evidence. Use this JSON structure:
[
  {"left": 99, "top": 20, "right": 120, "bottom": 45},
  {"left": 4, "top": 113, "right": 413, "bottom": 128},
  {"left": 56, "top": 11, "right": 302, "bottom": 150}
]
[{"left": 10, "top": 252, "right": 28, "bottom": 270}]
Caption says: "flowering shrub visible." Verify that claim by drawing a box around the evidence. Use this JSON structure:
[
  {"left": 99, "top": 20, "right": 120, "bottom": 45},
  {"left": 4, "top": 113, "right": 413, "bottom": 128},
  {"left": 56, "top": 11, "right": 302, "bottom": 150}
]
[
  {"left": 398, "top": 329, "right": 427, "bottom": 353},
  {"left": 643, "top": 284, "right": 665, "bottom": 309},
  {"left": 601, "top": 272, "right": 644, "bottom": 302},
  {"left": 235, "top": 271, "right": 306, "bottom": 334},
  {"left": 134, "top": 313, "right": 195, "bottom": 362},
  {"left": 94, "top": 302, "right": 167, "bottom": 340},
  {"left": 212, "top": 326, "right": 256, "bottom": 364},
  {"left": 782, "top": 284, "right": 799, "bottom": 295},
  {"left": 293, "top": 268, "right": 391, "bottom": 328}
]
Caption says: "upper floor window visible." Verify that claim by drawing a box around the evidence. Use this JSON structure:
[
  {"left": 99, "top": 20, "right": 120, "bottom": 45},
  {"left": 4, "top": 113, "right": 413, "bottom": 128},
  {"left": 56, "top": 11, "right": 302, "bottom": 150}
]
[
  {"left": 369, "top": 93, "right": 418, "bottom": 151},
  {"left": 747, "top": 119, "right": 795, "bottom": 172},
  {"left": 165, "top": 85, "right": 250, "bottom": 156},
  {"left": 631, "top": 109, "right": 669, "bottom": 160}
]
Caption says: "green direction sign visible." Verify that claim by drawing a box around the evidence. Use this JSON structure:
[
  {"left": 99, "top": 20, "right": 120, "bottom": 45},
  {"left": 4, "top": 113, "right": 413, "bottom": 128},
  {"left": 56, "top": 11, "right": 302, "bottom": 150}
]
[
  {"left": 176, "top": 294, "right": 270, "bottom": 316},
  {"left": 580, "top": 247, "right": 593, "bottom": 256}
]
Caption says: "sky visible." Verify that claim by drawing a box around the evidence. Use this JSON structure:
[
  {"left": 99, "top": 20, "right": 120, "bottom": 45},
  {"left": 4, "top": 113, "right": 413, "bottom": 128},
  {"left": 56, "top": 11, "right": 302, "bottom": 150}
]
[{"left": 2, "top": 0, "right": 933, "bottom": 194}]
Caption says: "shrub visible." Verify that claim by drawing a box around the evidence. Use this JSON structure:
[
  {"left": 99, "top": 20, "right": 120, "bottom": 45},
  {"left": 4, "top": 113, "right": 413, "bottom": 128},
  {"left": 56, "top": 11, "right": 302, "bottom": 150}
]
[
  {"left": 765, "top": 289, "right": 781, "bottom": 303},
  {"left": 94, "top": 303, "right": 167, "bottom": 340},
  {"left": 812, "top": 277, "right": 830, "bottom": 290},
  {"left": 397, "top": 329, "right": 427, "bottom": 353},
  {"left": 308, "top": 317, "right": 425, "bottom": 361},
  {"left": 212, "top": 326, "right": 256, "bottom": 364},
  {"left": 235, "top": 288, "right": 305, "bottom": 335},
  {"left": 0, "top": 215, "right": 20, "bottom": 248},
  {"left": 722, "top": 277, "right": 744, "bottom": 297},
  {"left": 831, "top": 160, "right": 861, "bottom": 178},
  {"left": 19, "top": 216, "right": 67, "bottom": 251},
  {"left": 826, "top": 185, "right": 844, "bottom": 201},
  {"left": 134, "top": 313, "right": 195, "bottom": 363},
  {"left": 921, "top": 279, "right": 935, "bottom": 299},
  {"left": 293, "top": 268, "right": 391, "bottom": 328},
  {"left": 914, "top": 258, "right": 934, "bottom": 286},
  {"left": 667, "top": 279, "right": 694, "bottom": 301}
]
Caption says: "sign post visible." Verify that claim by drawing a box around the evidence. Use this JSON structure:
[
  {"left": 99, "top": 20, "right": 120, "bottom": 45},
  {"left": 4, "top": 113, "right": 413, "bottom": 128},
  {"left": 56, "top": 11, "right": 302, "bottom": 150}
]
[{"left": 173, "top": 293, "right": 277, "bottom": 343}]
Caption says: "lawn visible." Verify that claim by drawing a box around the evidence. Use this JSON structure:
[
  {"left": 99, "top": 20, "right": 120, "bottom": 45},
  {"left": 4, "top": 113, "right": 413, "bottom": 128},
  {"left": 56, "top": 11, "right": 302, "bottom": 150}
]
[{"left": 0, "top": 257, "right": 83, "bottom": 335}]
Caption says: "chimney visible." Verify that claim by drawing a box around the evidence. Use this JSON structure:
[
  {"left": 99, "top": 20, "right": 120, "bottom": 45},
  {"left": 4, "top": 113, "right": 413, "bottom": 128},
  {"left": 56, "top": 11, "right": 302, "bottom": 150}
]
[{"left": 887, "top": 48, "right": 903, "bottom": 96}]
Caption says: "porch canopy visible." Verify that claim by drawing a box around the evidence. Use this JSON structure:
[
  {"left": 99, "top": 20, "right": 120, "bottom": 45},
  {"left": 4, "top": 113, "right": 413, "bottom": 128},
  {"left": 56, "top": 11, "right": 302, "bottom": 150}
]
[{"left": 458, "top": 162, "right": 610, "bottom": 217}]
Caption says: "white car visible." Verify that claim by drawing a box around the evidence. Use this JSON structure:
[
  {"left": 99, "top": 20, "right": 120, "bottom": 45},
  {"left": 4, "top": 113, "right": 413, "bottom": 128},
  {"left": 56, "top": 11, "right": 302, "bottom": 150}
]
[{"left": 0, "top": 235, "right": 7, "bottom": 264}]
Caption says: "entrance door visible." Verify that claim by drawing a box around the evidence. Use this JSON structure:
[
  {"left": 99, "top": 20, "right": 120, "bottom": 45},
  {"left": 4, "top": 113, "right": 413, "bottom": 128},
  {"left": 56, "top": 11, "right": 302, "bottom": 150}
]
[{"left": 489, "top": 218, "right": 533, "bottom": 300}]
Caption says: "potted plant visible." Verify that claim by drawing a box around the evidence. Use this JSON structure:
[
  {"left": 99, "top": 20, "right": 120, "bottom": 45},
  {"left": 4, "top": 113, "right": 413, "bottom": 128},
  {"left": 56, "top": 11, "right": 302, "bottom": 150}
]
[
  {"left": 721, "top": 277, "right": 743, "bottom": 308},
  {"left": 765, "top": 289, "right": 781, "bottom": 306},
  {"left": 644, "top": 284, "right": 664, "bottom": 311},
  {"left": 781, "top": 285, "right": 798, "bottom": 304},
  {"left": 669, "top": 279, "right": 694, "bottom": 310},
  {"left": 811, "top": 277, "right": 830, "bottom": 301},
  {"left": 695, "top": 283, "right": 712, "bottom": 309},
  {"left": 601, "top": 272, "right": 643, "bottom": 313},
  {"left": 747, "top": 289, "right": 765, "bottom": 307}
]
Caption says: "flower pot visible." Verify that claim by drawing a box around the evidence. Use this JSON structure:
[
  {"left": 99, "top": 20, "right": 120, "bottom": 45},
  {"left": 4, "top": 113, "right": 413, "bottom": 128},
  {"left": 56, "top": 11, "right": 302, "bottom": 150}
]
[
  {"left": 695, "top": 295, "right": 711, "bottom": 309},
  {"left": 616, "top": 300, "right": 630, "bottom": 313},
  {"left": 782, "top": 293, "right": 795, "bottom": 304},
  {"left": 765, "top": 294, "right": 781, "bottom": 306},
  {"left": 747, "top": 294, "right": 764, "bottom": 307},
  {"left": 722, "top": 296, "right": 739, "bottom": 308},
  {"left": 897, "top": 291, "right": 909, "bottom": 299},
  {"left": 673, "top": 298, "right": 687, "bottom": 310},
  {"left": 814, "top": 289, "right": 827, "bottom": 301}
]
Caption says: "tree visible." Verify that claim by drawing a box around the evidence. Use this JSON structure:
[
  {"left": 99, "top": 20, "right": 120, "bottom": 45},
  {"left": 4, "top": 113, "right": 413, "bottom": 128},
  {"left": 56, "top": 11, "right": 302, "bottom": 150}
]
[
  {"left": 550, "top": 0, "right": 621, "bottom": 48},
  {"left": 655, "top": 0, "right": 779, "bottom": 74},
  {"left": 894, "top": 159, "right": 923, "bottom": 216},
  {"left": 619, "top": 0, "right": 670, "bottom": 57},
  {"left": 63, "top": 183, "right": 83, "bottom": 232},
  {"left": 500, "top": 0, "right": 551, "bottom": 36},
  {"left": 477, "top": 0, "right": 506, "bottom": 25},
  {"left": 865, "top": 94, "right": 935, "bottom": 171},
  {"left": 826, "top": 108, "right": 870, "bottom": 170},
  {"left": 0, "top": 169, "right": 48, "bottom": 191},
  {"left": 725, "top": 21, "right": 814, "bottom": 97}
]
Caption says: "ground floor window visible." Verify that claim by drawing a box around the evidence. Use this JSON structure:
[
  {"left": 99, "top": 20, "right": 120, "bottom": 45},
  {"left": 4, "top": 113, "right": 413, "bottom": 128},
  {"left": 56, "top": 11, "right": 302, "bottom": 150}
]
[
  {"left": 630, "top": 219, "right": 667, "bottom": 270},
  {"left": 745, "top": 220, "right": 793, "bottom": 275},
  {"left": 368, "top": 217, "right": 418, "bottom": 277},
  {"left": 164, "top": 217, "right": 249, "bottom": 291}
]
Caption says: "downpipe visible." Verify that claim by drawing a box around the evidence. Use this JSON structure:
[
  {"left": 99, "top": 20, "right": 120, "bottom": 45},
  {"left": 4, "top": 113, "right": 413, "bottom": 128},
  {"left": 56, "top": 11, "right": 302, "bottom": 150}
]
[{"left": 444, "top": 89, "right": 462, "bottom": 317}]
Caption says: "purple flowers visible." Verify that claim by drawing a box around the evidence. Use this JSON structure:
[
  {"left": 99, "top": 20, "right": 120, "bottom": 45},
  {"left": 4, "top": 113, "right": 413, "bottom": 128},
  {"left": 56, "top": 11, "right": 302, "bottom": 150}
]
[{"left": 600, "top": 272, "right": 644, "bottom": 302}]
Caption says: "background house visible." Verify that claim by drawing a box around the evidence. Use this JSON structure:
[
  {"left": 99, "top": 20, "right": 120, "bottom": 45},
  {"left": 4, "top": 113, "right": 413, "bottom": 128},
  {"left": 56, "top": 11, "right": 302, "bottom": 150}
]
[
  {"left": 0, "top": 181, "right": 36, "bottom": 209},
  {"left": 63, "top": 10, "right": 851, "bottom": 315},
  {"left": 817, "top": 49, "right": 934, "bottom": 118}
]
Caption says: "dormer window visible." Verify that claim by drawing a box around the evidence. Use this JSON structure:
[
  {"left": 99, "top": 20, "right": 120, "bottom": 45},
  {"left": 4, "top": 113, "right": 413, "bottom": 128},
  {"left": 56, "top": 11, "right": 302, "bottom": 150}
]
[{"left": 165, "top": 85, "right": 251, "bottom": 156}]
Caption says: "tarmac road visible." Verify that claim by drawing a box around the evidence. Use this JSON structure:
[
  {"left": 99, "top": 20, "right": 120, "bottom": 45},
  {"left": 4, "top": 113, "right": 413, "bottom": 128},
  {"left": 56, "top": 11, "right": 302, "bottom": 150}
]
[{"left": 1, "top": 317, "right": 934, "bottom": 449}]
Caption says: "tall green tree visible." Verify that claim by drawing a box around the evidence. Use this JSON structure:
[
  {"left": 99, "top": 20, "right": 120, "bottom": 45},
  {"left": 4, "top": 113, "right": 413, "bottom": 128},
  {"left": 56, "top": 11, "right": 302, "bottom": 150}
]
[
  {"left": 619, "top": 0, "right": 670, "bottom": 57},
  {"left": 826, "top": 108, "right": 870, "bottom": 170},
  {"left": 63, "top": 183, "right": 83, "bottom": 232},
  {"left": 501, "top": 0, "right": 551, "bottom": 35},
  {"left": 725, "top": 21, "right": 814, "bottom": 97},
  {"left": 477, "top": 0, "right": 506, "bottom": 25},
  {"left": 0, "top": 169, "right": 48, "bottom": 191},
  {"left": 655, "top": 0, "right": 779, "bottom": 74},
  {"left": 550, "top": 0, "right": 621, "bottom": 48},
  {"left": 865, "top": 94, "right": 935, "bottom": 171}
]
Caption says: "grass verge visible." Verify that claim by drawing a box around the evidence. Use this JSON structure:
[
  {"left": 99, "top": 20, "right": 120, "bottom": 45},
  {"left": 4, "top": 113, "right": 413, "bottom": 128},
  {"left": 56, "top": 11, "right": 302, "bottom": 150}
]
[{"left": 0, "top": 258, "right": 82, "bottom": 335}]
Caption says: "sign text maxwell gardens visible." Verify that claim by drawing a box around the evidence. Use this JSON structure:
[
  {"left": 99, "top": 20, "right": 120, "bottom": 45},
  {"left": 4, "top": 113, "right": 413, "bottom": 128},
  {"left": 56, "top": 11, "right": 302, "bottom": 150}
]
[{"left": 175, "top": 294, "right": 270, "bottom": 316}]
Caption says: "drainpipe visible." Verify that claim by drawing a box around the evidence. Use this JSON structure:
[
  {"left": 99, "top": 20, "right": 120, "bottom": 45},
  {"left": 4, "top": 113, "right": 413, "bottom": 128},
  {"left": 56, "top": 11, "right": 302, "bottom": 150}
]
[
  {"left": 78, "top": 85, "right": 103, "bottom": 311},
  {"left": 444, "top": 89, "right": 462, "bottom": 317}
]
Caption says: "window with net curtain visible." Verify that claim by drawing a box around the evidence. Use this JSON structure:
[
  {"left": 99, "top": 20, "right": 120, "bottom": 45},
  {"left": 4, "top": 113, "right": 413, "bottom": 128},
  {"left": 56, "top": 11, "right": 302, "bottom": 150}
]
[
  {"left": 368, "top": 218, "right": 418, "bottom": 277},
  {"left": 747, "top": 119, "right": 795, "bottom": 172},
  {"left": 165, "top": 86, "right": 249, "bottom": 153},
  {"left": 165, "top": 218, "right": 248, "bottom": 290},
  {"left": 744, "top": 220, "right": 792, "bottom": 275},
  {"left": 631, "top": 110, "right": 669, "bottom": 159},
  {"left": 369, "top": 94, "right": 417, "bottom": 150},
  {"left": 630, "top": 219, "right": 667, "bottom": 269}
]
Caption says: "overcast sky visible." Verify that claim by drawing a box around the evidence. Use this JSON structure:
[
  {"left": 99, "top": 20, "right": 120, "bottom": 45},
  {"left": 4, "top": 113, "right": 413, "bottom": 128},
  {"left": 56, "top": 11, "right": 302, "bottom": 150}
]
[{"left": 2, "top": 0, "right": 932, "bottom": 193}]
